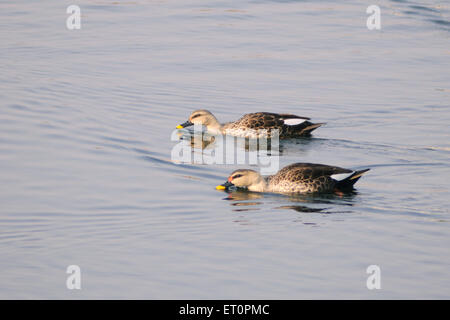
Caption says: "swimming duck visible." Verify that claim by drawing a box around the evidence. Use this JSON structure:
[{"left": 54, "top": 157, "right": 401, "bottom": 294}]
[
  {"left": 216, "top": 163, "right": 370, "bottom": 194},
  {"left": 176, "top": 109, "right": 324, "bottom": 138}
]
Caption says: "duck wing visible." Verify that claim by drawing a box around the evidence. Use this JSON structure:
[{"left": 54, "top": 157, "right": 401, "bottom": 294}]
[
  {"left": 272, "top": 163, "right": 353, "bottom": 182},
  {"left": 240, "top": 112, "right": 324, "bottom": 137},
  {"left": 231, "top": 112, "right": 309, "bottom": 130}
]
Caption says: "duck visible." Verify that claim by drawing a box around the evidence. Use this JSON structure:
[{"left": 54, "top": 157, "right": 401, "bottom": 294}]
[
  {"left": 176, "top": 109, "right": 324, "bottom": 139},
  {"left": 216, "top": 163, "right": 370, "bottom": 194}
]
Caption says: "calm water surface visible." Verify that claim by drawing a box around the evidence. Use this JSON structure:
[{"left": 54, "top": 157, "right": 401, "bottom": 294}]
[{"left": 1, "top": 0, "right": 449, "bottom": 298}]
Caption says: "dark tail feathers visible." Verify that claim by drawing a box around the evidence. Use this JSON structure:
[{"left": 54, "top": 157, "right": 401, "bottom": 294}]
[
  {"left": 335, "top": 168, "right": 370, "bottom": 191},
  {"left": 299, "top": 122, "right": 326, "bottom": 135}
]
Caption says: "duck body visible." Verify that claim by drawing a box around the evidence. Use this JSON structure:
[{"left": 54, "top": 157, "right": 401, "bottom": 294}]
[
  {"left": 177, "top": 110, "right": 324, "bottom": 139},
  {"left": 221, "top": 112, "right": 323, "bottom": 138},
  {"left": 265, "top": 163, "right": 369, "bottom": 193},
  {"left": 217, "top": 163, "right": 370, "bottom": 194}
]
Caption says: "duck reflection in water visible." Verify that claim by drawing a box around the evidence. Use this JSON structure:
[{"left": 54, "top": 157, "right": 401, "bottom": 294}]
[
  {"left": 221, "top": 188, "right": 357, "bottom": 214},
  {"left": 174, "top": 129, "right": 318, "bottom": 157}
]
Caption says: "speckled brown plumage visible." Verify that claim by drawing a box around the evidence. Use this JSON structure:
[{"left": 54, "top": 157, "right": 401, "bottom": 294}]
[
  {"left": 222, "top": 112, "right": 323, "bottom": 138},
  {"left": 266, "top": 163, "right": 353, "bottom": 193}
]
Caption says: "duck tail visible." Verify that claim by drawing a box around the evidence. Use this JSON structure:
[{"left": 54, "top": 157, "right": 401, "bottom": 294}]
[
  {"left": 297, "top": 122, "right": 325, "bottom": 136},
  {"left": 335, "top": 168, "right": 370, "bottom": 191}
]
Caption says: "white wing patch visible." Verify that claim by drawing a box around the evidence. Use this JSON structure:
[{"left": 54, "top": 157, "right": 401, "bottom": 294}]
[
  {"left": 283, "top": 118, "right": 307, "bottom": 126},
  {"left": 331, "top": 172, "right": 354, "bottom": 181}
]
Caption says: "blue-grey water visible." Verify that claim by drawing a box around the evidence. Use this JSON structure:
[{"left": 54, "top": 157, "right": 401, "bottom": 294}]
[{"left": 1, "top": 0, "right": 449, "bottom": 299}]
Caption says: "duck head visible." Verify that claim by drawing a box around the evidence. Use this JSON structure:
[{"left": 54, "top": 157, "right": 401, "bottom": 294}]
[
  {"left": 176, "top": 109, "right": 221, "bottom": 131},
  {"left": 216, "top": 169, "right": 267, "bottom": 192}
]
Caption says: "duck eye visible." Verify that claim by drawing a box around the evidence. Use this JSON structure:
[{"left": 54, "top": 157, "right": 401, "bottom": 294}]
[
  {"left": 191, "top": 114, "right": 200, "bottom": 119},
  {"left": 232, "top": 174, "right": 243, "bottom": 179}
]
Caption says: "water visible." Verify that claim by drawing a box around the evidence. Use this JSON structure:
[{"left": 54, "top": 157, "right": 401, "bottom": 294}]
[{"left": 0, "top": 0, "right": 449, "bottom": 299}]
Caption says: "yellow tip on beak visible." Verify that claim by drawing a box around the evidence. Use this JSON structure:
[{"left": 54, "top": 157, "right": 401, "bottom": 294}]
[
  {"left": 216, "top": 185, "right": 226, "bottom": 190},
  {"left": 176, "top": 125, "right": 183, "bottom": 129}
]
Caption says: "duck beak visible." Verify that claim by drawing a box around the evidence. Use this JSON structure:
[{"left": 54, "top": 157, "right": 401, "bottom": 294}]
[
  {"left": 176, "top": 121, "right": 194, "bottom": 129},
  {"left": 216, "top": 181, "right": 234, "bottom": 190}
]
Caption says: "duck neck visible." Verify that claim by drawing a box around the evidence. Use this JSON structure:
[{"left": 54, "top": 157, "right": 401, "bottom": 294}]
[
  {"left": 206, "top": 115, "right": 222, "bottom": 133},
  {"left": 248, "top": 176, "right": 268, "bottom": 192}
]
